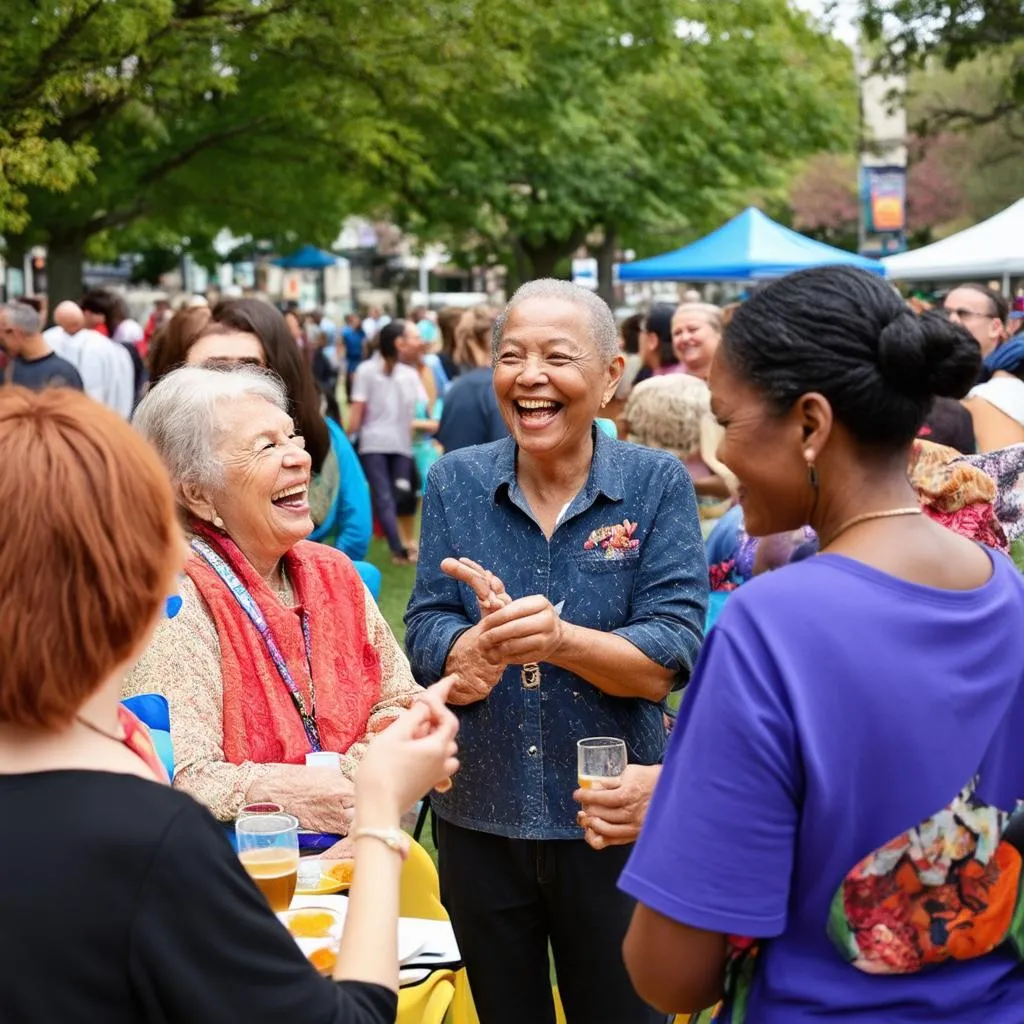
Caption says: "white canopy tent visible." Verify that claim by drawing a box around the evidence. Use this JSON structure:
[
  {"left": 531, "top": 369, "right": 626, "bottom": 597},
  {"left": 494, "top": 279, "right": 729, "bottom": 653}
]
[{"left": 882, "top": 198, "right": 1024, "bottom": 290}]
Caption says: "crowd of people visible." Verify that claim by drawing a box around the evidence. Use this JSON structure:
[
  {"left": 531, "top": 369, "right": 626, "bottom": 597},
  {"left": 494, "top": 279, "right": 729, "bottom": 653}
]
[{"left": 0, "top": 267, "right": 1023, "bottom": 1023}]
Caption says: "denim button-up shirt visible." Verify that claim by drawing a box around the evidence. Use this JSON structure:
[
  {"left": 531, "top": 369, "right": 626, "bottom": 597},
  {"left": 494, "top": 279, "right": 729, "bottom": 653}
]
[{"left": 404, "top": 428, "right": 708, "bottom": 839}]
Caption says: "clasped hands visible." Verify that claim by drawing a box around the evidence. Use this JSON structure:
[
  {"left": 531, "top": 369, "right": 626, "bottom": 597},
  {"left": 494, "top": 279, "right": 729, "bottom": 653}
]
[{"left": 441, "top": 557, "right": 566, "bottom": 705}]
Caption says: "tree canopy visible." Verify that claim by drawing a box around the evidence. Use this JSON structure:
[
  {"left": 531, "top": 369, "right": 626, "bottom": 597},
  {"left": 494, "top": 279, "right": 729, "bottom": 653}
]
[
  {"left": 860, "top": 0, "right": 1024, "bottom": 131},
  {"left": 387, "top": 0, "right": 858, "bottom": 287},
  {"left": 3, "top": 0, "right": 859, "bottom": 298}
]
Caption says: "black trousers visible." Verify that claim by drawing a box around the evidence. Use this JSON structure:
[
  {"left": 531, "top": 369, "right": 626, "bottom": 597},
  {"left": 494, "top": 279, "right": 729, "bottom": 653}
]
[{"left": 436, "top": 817, "right": 665, "bottom": 1024}]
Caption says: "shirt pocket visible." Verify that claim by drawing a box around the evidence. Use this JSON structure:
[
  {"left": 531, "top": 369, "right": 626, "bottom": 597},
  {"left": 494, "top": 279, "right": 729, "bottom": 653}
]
[{"left": 572, "top": 549, "right": 641, "bottom": 575}]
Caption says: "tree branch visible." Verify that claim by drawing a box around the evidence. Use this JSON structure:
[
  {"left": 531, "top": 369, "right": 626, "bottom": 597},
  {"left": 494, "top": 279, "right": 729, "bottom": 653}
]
[{"left": 0, "top": 0, "right": 107, "bottom": 114}]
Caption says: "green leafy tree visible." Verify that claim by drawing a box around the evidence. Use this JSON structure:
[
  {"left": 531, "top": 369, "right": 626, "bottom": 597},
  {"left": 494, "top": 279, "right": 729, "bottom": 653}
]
[
  {"left": 861, "top": 1, "right": 1024, "bottom": 131},
  {"left": 387, "top": 0, "right": 857, "bottom": 296},
  {"left": 4, "top": 0, "right": 518, "bottom": 300}
]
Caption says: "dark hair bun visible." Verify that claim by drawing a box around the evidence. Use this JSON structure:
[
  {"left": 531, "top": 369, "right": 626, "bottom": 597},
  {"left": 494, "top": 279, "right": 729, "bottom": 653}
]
[
  {"left": 722, "top": 265, "right": 984, "bottom": 451},
  {"left": 878, "top": 309, "right": 980, "bottom": 401}
]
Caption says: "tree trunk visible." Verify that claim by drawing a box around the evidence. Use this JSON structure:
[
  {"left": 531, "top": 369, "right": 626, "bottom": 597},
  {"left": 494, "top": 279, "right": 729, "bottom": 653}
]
[
  {"left": 596, "top": 223, "right": 617, "bottom": 306},
  {"left": 47, "top": 237, "right": 86, "bottom": 307}
]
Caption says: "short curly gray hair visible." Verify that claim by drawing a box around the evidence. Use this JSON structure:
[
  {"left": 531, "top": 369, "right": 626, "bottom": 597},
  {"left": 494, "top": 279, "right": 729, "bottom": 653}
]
[
  {"left": 133, "top": 365, "right": 288, "bottom": 494},
  {"left": 492, "top": 279, "right": 618, "bottom": 361}
]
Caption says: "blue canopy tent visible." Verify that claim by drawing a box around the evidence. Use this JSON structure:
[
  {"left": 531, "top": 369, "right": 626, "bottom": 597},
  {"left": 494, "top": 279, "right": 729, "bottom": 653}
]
[
  {"left": 273, "top": 245, "right": 339, "bottom": 304},
  {"left": 273, "top": 244, "right": 339, "bottom": 270},
  {"left": 618, "top": 207, "right": 886, "bottom": 281}
]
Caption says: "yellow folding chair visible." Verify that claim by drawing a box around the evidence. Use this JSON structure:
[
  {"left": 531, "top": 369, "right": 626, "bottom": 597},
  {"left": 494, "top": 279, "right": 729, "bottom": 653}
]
[
  {"left": 397, "top": 970, "right": 455, "bottom": 1024},
  {"left": 399, "top": 839, "right": 479, "bottom": 1024}
]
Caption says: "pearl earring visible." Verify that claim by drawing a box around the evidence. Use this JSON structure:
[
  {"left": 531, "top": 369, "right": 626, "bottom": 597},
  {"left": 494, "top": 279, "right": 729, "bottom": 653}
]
[{"left": 213, "top": 514, "right": 225, "bottom": 529}]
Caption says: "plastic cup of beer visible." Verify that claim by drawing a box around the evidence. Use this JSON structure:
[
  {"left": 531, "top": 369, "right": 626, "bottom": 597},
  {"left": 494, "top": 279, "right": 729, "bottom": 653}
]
[
  {"left": 237, "top": 812, "right": 300, "bottom": 912},
  {"left": 577, "top": 737, "right": 627, "bottom": 790}
]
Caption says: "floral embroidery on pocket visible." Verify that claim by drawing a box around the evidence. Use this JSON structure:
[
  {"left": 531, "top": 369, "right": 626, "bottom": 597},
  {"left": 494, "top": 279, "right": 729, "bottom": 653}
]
[{"left": 583, "top": 519, "right": 640, "bottom": 559}]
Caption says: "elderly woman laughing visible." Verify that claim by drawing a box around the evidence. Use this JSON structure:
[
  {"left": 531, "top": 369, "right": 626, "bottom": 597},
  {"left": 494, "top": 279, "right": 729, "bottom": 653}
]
[
  {"left": 126, "top": 366, "right": 420, "bottom": 838},
  {"left": 405, "top": 280, "right": 708, "bottom": 1024}
]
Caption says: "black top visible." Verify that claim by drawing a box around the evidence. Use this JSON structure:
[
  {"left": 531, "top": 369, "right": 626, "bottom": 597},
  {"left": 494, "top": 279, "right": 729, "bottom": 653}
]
[
  {"left": 0, "top": 771, "right": 396, "bottom": 1024},
  {"left": 9, "top": 352, "right": 83, "bottom": 391},
  {"left": 920, "top": 397, "right": 976, "bottom": 454},
  {"left": 436, "top": 367, "right": 508, "bottom": 452}
]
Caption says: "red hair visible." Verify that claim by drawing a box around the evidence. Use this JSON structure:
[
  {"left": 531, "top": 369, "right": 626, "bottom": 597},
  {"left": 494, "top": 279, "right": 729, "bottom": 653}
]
[{"left": 0, "top": 388, "right": 182, "bottom": 728}]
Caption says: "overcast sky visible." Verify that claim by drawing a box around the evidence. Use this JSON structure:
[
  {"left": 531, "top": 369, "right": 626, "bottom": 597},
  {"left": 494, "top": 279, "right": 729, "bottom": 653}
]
[{"left": 794, "top": 0, "right": 860, "bottom": 44}]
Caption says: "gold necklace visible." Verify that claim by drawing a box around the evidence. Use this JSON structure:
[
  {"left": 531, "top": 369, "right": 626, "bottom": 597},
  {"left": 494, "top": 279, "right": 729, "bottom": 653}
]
[
  {"left": 76, "top": 714, "right": 124, "bottom": 744},
  {"left": 819, "top": 506, "right": 922, "bottom": 551}
]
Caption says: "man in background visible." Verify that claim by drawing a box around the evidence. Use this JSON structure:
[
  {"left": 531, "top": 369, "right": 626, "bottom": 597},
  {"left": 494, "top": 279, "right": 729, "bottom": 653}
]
[
  {"left": 0, "top": 303, "right": 83, "bottom": 391},
  {"left": 44, "top": 301, "right": 134, "bottom": 418}
]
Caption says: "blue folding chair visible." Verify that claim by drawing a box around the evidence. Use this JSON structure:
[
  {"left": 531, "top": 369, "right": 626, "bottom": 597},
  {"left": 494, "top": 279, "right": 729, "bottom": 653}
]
[{"left": 120, "top": 693, "right": 175, "bottom": 781}]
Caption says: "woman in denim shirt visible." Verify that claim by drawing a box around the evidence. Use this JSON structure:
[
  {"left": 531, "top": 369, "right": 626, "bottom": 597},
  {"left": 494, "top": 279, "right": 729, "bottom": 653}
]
[{"left": 405, "top": 280, "right": 708, "bottom": 1024}]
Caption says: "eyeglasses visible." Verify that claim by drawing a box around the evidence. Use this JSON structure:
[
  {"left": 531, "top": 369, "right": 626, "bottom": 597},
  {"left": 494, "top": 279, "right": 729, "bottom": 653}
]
[{"left": 944, "top": 307, "right": 995, "bottom": 322}]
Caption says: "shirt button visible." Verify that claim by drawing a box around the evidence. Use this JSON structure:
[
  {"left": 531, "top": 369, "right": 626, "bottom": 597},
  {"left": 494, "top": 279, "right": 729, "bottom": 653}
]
[{"left": 527, "top": 745, "right": 538, "bottom": 756}]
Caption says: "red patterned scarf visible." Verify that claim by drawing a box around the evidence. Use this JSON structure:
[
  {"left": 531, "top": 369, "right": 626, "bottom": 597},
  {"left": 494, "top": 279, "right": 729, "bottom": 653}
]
[{"left": 185, "top": 522, "right": 382, "bottom": 765}]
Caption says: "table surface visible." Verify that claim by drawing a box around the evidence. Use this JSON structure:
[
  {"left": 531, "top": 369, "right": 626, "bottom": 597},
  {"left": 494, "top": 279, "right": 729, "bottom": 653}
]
[{"left": 288, "top": 895, "right": 462, "bottom": 987}]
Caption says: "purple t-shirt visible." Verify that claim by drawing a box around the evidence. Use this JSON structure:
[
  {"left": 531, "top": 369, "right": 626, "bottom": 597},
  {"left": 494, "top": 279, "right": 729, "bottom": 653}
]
[{"left": 621, "top": 551, "right": 1024, "bottom": 1022}]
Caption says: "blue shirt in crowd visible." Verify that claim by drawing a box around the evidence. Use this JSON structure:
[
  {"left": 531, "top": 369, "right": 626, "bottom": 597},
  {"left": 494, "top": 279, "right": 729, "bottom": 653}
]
[{"left": 404, "top": 427, "right": 708, "bottom": 840}]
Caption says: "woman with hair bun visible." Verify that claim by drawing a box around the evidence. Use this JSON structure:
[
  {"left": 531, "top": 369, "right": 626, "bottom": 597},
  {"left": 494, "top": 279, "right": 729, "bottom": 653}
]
[{"left": 621, "top": 266, "right": 1024, "bottom": 1022}]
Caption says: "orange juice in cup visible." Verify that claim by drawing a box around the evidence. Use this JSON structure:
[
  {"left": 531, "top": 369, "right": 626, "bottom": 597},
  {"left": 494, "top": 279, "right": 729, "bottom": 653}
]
[{"left": 577, "top": 737, "right": 627, "bottom": 792}]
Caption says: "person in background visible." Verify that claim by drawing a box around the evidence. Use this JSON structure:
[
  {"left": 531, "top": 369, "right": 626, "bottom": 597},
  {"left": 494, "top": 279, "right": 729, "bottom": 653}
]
[
  {"left": 625, "top": 303, "right": 735, "bottom": 507},
  {"left": 955, "top": 288, "right": 1024, "bottom": 450},
  {"left": 349, "top": 320, "right": 428, "bottom": 564},
  {"left": 410, "top": 305, "right": 449, "bottom": 397},
  {"left": 620, "top": 266, "right": 1024, "bottom": 1023},
  {"left": 943, "top": 283, "right": 1007, "bottom": 359},
  {"left": 361, "top": 306, "right": 389, "bottom": 342},
  {"left": 146, "top": 305, "right": 212, "bottom": 382},
  {"left": 406, "top": 279, "right": 707, "bottom": 1024},
  {"left": 142, "top": 295, "right": 172, "bottom": 352},
  {"left": 0, "top": 383, "right": 458, "bottom": 1022},
  {"left": 107, "top": 294, "right": 146, "bottom": 353},
  {"left": 342, "top": 313, "right": 367, "bottom": 392},
  {"left": 44, "top": 300, "right": 134, "bottom": 417},
  {"left": 436, "top": 306, "right": 464, "bottom": 381},
  {"left": 633, "top": 303, "right": 680, "bottom": 386},
  {"left": 605, "top": 312, "right": 644, "bottom": 430},
  {"left": 435, "top": 305, "right": 505, "bottom": 452},
  {"left": 80, "top": 289, "right": 111, "bottom": 336},
  {"left": 0, "top": 302, "right": 82, "bottom": 391},
  {"left": 127, "top": 367, "right": 421, "bottom": 844},
  {"left": 671, "top": 302, "right": 722, "bottom": 380},
  {"left": 81, "top": 289, "right": 147, "bottom": 407}
]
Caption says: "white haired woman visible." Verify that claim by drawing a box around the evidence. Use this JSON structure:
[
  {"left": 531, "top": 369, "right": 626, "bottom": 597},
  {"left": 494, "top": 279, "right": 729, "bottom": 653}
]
[
  {"left": 405, "top": 279, "right": 709, "bottom": 1024},
  {"left": 125, "top": 366, "right": 421, "bottom": 846}
]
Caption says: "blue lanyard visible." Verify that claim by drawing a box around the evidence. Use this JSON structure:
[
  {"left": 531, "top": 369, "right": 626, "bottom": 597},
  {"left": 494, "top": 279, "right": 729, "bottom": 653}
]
[{"left": 192, "top": 538, "right": 322, "bottom": 752}]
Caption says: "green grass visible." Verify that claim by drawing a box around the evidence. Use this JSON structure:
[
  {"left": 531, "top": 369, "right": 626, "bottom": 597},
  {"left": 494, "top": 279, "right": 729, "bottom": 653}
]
[{"left": 366, "top": 535, "right": 419, "bottom": 646}]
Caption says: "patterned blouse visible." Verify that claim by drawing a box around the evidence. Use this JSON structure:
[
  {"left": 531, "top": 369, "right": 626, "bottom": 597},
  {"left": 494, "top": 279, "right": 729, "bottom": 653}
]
[{"left": 123, "top": 572, "right": 419, "bottom": 821}]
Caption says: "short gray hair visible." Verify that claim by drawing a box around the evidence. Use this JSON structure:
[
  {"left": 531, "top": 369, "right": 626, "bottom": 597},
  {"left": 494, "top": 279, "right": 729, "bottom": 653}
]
[
  {"left": 1, "top": 302, "right": 41, "bottom": 335},
  {"left": 492, "top": 279, "right": 618, "bottom": 361},
  {"left": 133, "top": 365, "right": 288, "bottom": 492}
]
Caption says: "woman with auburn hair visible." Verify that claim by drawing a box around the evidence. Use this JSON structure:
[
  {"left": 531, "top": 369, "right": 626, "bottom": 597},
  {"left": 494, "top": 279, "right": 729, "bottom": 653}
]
[
  {"left": 0, "top": 384, "right": 460, "bottom": 1022},
  {"left": 147, "top": 304, "right": 211, "bottom": 381}
]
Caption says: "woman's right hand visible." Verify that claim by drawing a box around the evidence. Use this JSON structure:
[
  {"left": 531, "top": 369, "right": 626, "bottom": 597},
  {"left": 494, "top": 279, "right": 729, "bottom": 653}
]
[
  {"left": 355, "top": 677, "right": 460, "bottom": 824},
  {"left": 441, "top": 556, "right": 510, "bottom": 614}
]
